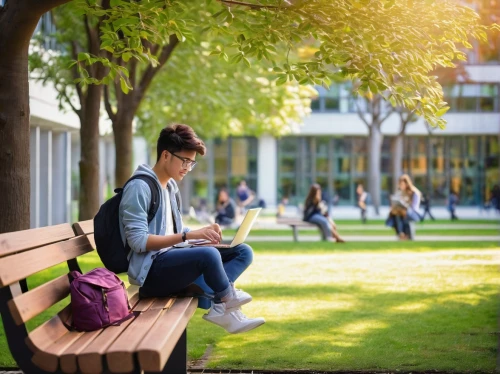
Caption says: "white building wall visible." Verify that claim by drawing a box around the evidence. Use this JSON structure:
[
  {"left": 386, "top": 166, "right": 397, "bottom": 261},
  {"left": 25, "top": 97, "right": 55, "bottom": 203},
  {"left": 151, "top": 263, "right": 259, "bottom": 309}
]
[
  {"left": 51, "top": 132, "right": 71, "bottom": 224},
  {"left": 257, "top": 135, "right": 278, "bottom": 208},
  {"left": 299, "top": 113, "right": 500, "bottom": 136},
  {"left": 465, "top": 65, "right": 500, "bottom": 83}
]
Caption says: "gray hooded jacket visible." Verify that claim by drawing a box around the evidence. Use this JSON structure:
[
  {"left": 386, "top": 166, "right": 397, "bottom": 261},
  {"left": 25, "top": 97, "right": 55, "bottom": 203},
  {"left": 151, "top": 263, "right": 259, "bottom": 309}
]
[{"left": 119, "top": 164, "right": 189, "bottom": 286}]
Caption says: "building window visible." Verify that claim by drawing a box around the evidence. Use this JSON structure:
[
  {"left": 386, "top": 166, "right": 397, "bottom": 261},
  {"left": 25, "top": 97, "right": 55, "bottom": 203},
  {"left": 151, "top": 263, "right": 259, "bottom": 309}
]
[
  {"left": 445, "top": 83, "right": 499, "bottom": 113},
  {"left": 310, "top": 84, "right": 357, "bottom": 113},
  {"left": 188, "top": 137, "right": 258, "bottom": 209}
]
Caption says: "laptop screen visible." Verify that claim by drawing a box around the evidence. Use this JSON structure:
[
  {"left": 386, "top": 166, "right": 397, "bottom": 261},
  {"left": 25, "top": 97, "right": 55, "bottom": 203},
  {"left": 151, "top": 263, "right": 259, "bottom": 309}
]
[{"left": 230, "top": 208, "right": 261, "bottom": 247}]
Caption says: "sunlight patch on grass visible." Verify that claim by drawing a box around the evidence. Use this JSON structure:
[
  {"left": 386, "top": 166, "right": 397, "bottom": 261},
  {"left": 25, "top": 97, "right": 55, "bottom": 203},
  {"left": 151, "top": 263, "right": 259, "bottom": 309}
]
[
  {"left": 390, "top": 302, "right": 430, "bottom": 313},
  {"left": 198, "top": 247, "right": 500, "bottom": 372},
  {"left": 330, "top": 320, "right": 389, "bottom": 347},
  {"left": 251, "top": 297, "right": 360, "bottom": 322}
]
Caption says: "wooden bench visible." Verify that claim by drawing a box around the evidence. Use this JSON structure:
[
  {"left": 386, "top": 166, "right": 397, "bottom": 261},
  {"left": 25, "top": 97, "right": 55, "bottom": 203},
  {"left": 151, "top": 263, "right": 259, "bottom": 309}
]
[
  {"left": 276, "top": 217, "right": 326, "bottom": 242},
  {"left": 0, "top": 219, "right": 198, "bottom": 374}
]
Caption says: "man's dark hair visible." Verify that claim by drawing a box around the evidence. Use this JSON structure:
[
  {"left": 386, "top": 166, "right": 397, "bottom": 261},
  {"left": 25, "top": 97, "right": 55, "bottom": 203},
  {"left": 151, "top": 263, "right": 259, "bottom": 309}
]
[{"left": 157, "top": 124, "right": 206, "bottom": 161}]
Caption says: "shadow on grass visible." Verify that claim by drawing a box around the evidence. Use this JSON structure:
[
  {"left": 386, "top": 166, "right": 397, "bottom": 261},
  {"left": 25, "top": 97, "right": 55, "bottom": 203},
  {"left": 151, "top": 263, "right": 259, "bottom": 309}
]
[
  {"left": 248, "top": 241, "right": 499, "bottom": 253},
  {"left": 188, "top": 283, "right": 499, "bottom": 373}
]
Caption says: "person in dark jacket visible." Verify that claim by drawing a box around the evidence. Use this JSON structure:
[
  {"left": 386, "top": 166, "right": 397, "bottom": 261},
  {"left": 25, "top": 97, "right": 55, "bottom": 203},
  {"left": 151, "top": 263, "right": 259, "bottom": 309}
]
[
  {"left": 448, "top": 189, "right": 459, "bottom": 220},
  {"left": 303, "top": 184, "right": 345, "bottom": 243},
  {"left": 215, "top": 188, "right": 236, "bottom": 227},
  {"left": 420, "top": 192, "right": 435, "bottom": 221}
]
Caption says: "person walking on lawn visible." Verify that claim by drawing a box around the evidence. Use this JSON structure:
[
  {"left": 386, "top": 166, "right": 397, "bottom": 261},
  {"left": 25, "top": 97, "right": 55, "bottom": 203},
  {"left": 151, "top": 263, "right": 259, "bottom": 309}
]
[
  {"left": 420, "top": 192, "right": 435, "bottom": 221},
  {"left": 118, "top": 124, "right": 264, "bottom": 334}
]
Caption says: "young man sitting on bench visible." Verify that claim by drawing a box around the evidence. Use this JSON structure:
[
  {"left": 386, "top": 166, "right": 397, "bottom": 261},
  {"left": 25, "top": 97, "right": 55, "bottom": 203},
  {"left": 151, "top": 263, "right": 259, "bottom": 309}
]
[{"left": 119, "top": 123, "right": 265, "bottom": 334}]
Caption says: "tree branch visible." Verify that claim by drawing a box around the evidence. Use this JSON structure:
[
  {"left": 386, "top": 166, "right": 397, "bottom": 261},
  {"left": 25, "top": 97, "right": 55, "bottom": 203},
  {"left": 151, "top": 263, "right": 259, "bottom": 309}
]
[
  {"left": 355, "top": 99, "right": 371, "bottom": 128},
  {"left": 103, "top": 84, "right": 116, "bottom": 122},
  {"left": 379, "top": 106, "right": 394, "bottom": 125},
  {"left": 398, "top": 109, "right": 416, "bottom": 136},
  {"left": 25, "top": 0, "right": 72, "bottom": 15},
  {"left": 70, "top": 40, "right": 84, "bottom": 106},
  {"left": 60, "top": 87, "right": 82, "bottom": 119},
  {"left": 217, "top": 0, "right": 279, "bottom": 9},
  {"left": 138, "top": 34, "right": 179, "bottom": 95}
]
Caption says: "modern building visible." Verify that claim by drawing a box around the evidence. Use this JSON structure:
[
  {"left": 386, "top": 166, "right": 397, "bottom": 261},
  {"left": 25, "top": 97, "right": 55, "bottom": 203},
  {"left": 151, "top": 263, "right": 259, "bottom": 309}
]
[{"left": 28, "top": 3, "right": 500, "bottom": 228}]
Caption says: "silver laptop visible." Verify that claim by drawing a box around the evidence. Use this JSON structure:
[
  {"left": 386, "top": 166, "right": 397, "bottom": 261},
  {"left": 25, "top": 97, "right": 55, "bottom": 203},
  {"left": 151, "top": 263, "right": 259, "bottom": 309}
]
[{"left": 191, "top": 208, "right": 261, "bottom": 249}]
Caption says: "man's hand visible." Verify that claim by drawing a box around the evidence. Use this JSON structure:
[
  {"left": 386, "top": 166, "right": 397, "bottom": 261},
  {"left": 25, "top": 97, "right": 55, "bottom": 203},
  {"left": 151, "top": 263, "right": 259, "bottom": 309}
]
[{"left": 186, "top": 223, "right": 222, "bottom": 244}]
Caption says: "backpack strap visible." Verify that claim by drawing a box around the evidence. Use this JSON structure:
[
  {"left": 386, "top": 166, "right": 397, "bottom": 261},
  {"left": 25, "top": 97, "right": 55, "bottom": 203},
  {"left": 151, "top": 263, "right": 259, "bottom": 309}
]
[{"left": 120, "top": 174, "right": 161, "bottom": 223}]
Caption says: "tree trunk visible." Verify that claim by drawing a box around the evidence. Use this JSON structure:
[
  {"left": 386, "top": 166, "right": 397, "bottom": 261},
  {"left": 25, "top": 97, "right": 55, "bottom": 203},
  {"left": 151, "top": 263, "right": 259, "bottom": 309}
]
[
  {"left": 391, "top": 134, "right": 404, "bottom": 193},
  {"left": 113, "top": 111, "right": 135, "bottom": 188},
  {"left": 78, "top": 83, "right": 103, "bottom": 220},
  {"left": 78, "top": 17, "right": 107, "bottom": 220},
  {"left": 0, "top": 0, "right": 69, "bottom": 233},
  {"left": 368, "top": 124, "right": 383, "bottom": 215}
]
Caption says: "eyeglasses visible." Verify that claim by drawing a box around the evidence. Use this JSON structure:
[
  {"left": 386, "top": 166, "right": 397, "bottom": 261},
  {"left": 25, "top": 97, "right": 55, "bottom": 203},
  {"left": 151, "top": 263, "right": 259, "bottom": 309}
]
[{"left": 170, "top": 152, "right": 197, "bottom": 170}]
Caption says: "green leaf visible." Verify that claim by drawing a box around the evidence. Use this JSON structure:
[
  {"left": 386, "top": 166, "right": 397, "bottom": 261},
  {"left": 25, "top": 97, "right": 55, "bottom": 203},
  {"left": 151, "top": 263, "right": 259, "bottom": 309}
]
[
  {"left": 435, "top": 106, "right": 450, "bottom": 117},
  {"left": 122, "top": 52, "right": 132, "bottom": 62},
  {"left": 120, "top": 77, "right": 130, "bottom": 94},
  {"left": 77, "top": 53, "right": 90, "bottom": 62},
  {"left": 276, "top": 75, "right": 288, "bottom": 86}
]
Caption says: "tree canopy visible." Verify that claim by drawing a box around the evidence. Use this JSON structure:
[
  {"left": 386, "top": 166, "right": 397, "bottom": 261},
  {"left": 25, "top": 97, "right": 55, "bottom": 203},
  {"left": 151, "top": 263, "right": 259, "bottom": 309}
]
[
  {"left": 136, "top": 40, "right": 315, "bottom": 143},
  {"left": 73, "top": 0, "right": 496, "bottom": 129}
]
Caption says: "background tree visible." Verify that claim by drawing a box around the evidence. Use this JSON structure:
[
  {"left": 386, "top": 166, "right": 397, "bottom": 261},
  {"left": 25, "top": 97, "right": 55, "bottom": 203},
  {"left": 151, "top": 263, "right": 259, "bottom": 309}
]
[
  {"left": 136, "top": 41, "right": 314, "bottom": 142},
  {"left": 354, "top": 93, "right": 393, "bottom": 214},
  {"left": 391, "top": 108, "right": 417, "bottom": 193},
  {"left": 0, "top": 0, "right": 71, "bottom": 233},
  {"left": 2, "top": 0, "right": 495, "bottom": 233}
]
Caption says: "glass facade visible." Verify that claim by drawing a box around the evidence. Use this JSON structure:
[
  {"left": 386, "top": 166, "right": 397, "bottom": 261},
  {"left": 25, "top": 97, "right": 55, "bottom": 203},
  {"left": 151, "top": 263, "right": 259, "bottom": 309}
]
[
  {"left": 277, "top": 135, "right": 500, "bottom": 207},
  {"left": 188, "top": 137, "right": 258, "bottom": 209},
  {"left": 444, "top": 84, "right": 500, "bottom": 112}
]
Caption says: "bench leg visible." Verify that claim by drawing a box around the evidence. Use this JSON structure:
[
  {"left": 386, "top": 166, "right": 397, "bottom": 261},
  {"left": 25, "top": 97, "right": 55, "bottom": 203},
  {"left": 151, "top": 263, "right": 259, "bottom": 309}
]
[
  {"left": 292, "top": 226, "right": 298, "bottom": 242},
  {"left": 156, "top": 329, "right": 187, "bottom": 374}
]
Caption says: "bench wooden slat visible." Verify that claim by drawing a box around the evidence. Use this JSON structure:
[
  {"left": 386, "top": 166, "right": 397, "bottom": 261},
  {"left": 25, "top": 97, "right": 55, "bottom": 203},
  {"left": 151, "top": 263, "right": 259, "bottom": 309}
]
[
  {"left": 0, "top": 236, "right": 93, "bottom": 287},
  {"left": 127, "top": 285, "right": 140, "bottom": 307},
  {"left": 27, "top": 306, "right": 72, "bottom": 371},
  {"left": 77, "top": 317, "right": 136, "bottom": 374},
  {"left": 59, "top": 289, "right": 142, "bottom": 374},
  {"left": 134, "top": 297, "right": 156, "bottom": 312},
  {"left": 0, "top": 224, "right": 75, "bottom": 258},
  {"left": 106, "top": 303, "right": 171, "bottom": 373},
  {"left": 27, "top": 306, "right": 71, "bottom": 350},
  {"left": 138, "top": 297, "right": 198, "bottom": 372},
  {"left": 8, "top": 274, "right": 70, "bottom": 325},
  {"left": 73, "top": 220, "right": 94, "bottom": 236},
  {"left": 32, "top": 330, "right": 84, "bottom": 372},
  {"left": 60, "top": 330, "right": 102, "bottom": 374},
  {"left": 76, "top": 294, "right": 156, "bottom": 374}
]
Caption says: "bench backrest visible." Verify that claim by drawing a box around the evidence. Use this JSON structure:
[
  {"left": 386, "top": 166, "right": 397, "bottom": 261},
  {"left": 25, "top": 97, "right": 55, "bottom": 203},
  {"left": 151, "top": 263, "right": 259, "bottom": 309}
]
[{"left": 0, "top": 223, "right": 94, "bottom": 336}]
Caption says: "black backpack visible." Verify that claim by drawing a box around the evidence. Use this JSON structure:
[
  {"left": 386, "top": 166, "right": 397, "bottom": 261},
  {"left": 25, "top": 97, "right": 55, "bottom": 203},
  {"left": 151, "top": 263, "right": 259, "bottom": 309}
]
[{"left": 93, "top": 175, "right": 161, "bottom": 273}]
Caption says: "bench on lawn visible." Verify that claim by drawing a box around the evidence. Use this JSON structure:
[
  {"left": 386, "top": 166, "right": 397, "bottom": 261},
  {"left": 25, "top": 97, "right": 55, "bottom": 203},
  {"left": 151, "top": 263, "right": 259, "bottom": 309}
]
[
  {"left": 276, "top": 217, "right": 326, "bottom": 242},
  {"left": 0, "top": 219, "right": 198, "bottom": 374}
]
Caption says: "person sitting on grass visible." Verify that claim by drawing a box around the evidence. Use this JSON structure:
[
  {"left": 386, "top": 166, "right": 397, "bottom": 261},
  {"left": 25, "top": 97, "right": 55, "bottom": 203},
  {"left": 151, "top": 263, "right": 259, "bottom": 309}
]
[
  {"left": 215, "top": 188, "right": 237, "bottom": 227},
  {"left": 303, "top": 183, "right": 345, "bottom": 243}
]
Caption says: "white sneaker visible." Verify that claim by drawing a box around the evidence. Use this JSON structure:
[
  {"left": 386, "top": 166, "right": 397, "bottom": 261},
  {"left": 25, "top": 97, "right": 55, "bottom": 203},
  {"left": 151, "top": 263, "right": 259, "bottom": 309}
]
[
  {"left": 221, "top": 283, "right": 252, "bottom": 310},
  {"left": 202, "top": 303, "right": 265, "bottom": 334}
]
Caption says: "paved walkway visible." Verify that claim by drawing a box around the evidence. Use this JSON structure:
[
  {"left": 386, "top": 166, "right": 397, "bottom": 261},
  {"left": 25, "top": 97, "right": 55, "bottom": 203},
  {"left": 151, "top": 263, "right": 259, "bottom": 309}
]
[
  {"left": 246, "top": 235, "right": 500, "bottom": 242},
  {"left": 254, "top": 223, "right": 500, "bottom": 230}
]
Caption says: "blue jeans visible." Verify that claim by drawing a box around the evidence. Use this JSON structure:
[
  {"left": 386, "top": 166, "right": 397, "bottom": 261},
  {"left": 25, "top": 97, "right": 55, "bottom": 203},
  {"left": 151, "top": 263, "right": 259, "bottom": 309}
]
[
  {"left": 140, "top": 243, "right": 253, "bottom": 309},
  {"left": 305, "top": 213, "right": 332, "bottom": 240}
]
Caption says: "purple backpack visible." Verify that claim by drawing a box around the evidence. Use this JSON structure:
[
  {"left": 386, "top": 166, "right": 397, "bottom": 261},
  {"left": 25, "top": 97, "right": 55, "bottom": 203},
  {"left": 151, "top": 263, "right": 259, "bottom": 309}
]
[{"left": 69, "top": 268, "right": 133, "bottom": 331}]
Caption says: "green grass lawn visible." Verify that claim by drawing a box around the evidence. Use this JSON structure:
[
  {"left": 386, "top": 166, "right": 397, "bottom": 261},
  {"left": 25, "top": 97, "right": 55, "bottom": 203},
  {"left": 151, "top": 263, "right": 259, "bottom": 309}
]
[
  {"left": 0, "top": 241, "right": 498, "bottom": 372},
  {"left": 223, "top": 228, "right": 500, "bottom": 237}
]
